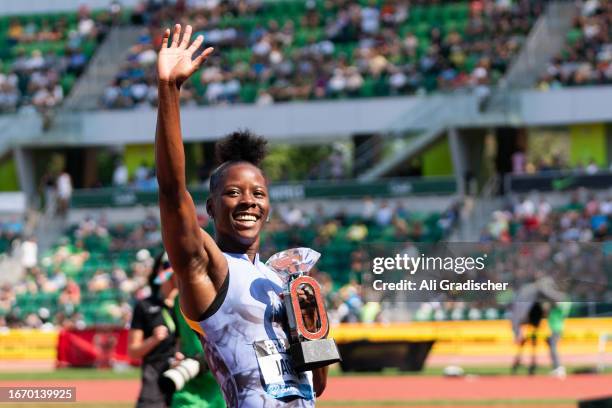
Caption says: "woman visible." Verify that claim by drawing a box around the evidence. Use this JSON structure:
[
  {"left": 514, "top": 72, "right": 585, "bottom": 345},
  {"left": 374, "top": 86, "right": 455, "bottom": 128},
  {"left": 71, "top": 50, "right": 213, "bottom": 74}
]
[
  {"left": 128, "top": 252, "right": 180, "bottom": 408},
  {"left": 155, "top": 24, "right": 328, "bottom": 407}
]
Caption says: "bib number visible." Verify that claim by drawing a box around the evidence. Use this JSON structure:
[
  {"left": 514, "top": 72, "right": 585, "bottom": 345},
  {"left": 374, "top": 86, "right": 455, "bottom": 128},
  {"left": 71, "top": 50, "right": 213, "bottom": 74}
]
[{"left": 253, "top": 339, "right": 313, "bottom": 400}]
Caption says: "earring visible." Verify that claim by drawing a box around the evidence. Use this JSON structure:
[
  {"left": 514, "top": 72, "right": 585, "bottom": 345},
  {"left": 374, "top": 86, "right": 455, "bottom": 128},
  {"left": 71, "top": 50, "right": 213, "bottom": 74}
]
[{"left": 266, "top": 214, "right": 271, "bottom": 222}]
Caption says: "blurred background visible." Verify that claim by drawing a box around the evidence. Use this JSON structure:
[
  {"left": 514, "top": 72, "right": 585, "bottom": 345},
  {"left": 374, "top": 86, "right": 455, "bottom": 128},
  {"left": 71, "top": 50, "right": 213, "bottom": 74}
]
[{"left": 0, "top": 0, "right": 611, "bottom": 407}]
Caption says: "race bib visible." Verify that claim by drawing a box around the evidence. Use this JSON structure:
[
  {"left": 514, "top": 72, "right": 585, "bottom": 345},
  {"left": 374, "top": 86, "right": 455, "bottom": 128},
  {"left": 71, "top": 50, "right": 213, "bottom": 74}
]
[{"left": 253, "top": 339, "right": 314, "bottom": 400}]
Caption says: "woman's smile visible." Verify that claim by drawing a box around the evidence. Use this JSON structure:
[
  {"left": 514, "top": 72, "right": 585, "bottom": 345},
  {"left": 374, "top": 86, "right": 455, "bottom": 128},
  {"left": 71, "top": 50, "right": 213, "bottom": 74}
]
[{"left": 232, "top": 211, "right": 262, "bottom": 229}]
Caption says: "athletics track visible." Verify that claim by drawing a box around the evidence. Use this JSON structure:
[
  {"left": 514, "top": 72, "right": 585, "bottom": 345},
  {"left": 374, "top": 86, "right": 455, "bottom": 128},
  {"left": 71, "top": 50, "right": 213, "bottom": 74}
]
[{"left": 0, "top": 374, "right": 610, "bottom": 407}]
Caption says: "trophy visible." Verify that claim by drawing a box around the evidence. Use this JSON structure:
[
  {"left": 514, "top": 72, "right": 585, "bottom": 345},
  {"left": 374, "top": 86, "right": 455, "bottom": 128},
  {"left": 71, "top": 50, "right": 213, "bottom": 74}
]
[{"left": 266, "top": 248, "right": 341, "bottom": 372}]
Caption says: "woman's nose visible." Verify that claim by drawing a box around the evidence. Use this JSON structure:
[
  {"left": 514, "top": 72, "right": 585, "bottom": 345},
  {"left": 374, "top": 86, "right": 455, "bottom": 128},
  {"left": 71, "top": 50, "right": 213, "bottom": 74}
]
[{"left": 239, "top": 192, "right": 257, "bottom": 206}]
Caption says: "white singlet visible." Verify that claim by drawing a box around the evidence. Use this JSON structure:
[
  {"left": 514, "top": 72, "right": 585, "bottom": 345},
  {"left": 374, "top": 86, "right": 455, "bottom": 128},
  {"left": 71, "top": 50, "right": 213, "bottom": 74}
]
[{"left": 183, "top": 252, "right": 315, "bottom": 408}]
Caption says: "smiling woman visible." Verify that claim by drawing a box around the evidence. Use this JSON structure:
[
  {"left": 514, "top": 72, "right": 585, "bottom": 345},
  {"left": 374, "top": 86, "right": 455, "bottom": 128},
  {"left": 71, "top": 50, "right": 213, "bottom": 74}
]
[
  {"left": 154, "top": 24, "right": 327, "bottom": 408},
  {"left": 206, "top": 132, "right": 270, "bottom": 249}
]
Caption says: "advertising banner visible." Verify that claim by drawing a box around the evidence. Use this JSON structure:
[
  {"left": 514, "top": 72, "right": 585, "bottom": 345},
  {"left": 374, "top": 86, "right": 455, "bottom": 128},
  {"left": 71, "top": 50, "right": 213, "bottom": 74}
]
[{"left": 56, "top": 327, "right": 138, "bottom": 368}]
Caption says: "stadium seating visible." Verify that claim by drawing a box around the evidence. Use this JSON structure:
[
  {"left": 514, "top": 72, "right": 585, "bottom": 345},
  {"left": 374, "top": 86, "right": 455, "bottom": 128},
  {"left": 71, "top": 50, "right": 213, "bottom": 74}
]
[
  {"left": 8, "top": 208, "right": 446, "bottom": 326},
  {"left": 478, "top": 194, "right": 611, "bottom": 313},
  {"left": 537, "top": 1, "right": 612, "bottom": 89},
  {"left": 103, "top": 0, "right": 546, "bottom": 108},
  {"left": 6, "top": 194, "right": 610, "bottom": 327},
  {"left": 0, "top": 8, "right": 121, "bottom": 114}
]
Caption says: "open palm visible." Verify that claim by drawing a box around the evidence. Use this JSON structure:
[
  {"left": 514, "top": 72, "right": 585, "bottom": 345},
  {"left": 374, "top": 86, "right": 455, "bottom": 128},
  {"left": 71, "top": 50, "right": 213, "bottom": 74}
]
[{"left": 158, "top": 24, "right": 214, "bottom": 88}]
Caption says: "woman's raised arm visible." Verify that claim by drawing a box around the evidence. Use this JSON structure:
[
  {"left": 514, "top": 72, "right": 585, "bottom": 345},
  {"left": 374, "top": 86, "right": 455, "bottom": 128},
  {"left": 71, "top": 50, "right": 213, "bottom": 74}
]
[{"left": 155, "top": 24, "right": 226, "bottom": 320}]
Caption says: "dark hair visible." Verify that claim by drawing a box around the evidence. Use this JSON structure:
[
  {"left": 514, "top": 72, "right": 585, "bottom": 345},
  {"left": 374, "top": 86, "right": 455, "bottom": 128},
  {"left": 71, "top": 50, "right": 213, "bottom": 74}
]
[
  {"left": 148, "top": 251, "right": 165, "bottom": 298},
  {"left": 209, "top": 130, "right": 268, "bottom": 193}
]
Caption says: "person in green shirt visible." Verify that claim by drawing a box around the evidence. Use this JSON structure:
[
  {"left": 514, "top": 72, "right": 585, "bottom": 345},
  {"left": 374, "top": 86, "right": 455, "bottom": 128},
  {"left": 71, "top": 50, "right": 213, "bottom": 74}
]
[
  {"left": 547, "top": 301, "right": 571, "bottom": 378},
  {"left": 154, "top": 252, "right": 226, "bottom": 408}
]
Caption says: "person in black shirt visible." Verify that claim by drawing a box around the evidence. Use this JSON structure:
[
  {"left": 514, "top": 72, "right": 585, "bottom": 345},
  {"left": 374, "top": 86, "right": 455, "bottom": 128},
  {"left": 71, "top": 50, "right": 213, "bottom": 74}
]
[{"left": 129, "top": 252, "right": 179, "bottom": 408}]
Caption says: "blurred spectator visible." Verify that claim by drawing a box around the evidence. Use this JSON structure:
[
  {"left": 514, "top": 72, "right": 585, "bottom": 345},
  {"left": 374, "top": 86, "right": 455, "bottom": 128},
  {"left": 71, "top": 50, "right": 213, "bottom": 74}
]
[
  {"left": 56, "top": 170, "right": 73, "bottom": 216},
  {"left": 585, "top": 158, "right": 599, "bottom": 175},
  {"left": 89, "top": 269, "right": 112, "bottom": 292},
  {"left": 375, "top": 201, "right": 394, "bottom": 226},
  {"left": 20, "top": 236, "right": 38, "bottom": 271},
  {"left": 113, "top": 159, "right": 129, "bottom": 186},
  {"left": 135, "top": 161, "right": 150, "bottom": 183},
  {"left": 59, "top": 278, "right": 81, "bottom": 306}
]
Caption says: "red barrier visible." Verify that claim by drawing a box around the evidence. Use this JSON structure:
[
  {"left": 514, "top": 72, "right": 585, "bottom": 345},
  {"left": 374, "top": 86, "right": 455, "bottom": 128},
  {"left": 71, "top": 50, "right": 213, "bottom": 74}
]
[{"left": 56, "top": 327, "right": 139, "bottom": 368}]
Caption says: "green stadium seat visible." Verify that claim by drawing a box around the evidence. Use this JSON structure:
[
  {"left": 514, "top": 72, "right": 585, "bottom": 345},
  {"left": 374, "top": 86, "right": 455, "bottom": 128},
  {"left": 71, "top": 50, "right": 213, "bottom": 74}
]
[
  {"left": 239, "top": 83, "right": 258, "bottom": 103},
  {"left": 566, "top": 29, "right": 582, "bottom": 46},
  {"left": 61, "top": 73, "right": 76, "bottom": 95},
  {"left": 409, "top": 6, "right": 425, "bottom": 23}
]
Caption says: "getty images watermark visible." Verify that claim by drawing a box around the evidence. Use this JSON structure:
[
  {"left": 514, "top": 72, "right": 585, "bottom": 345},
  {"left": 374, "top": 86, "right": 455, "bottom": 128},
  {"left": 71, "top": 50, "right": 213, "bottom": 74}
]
[
  {"left": 361, "top": 242, "right": 610, "bottom": 304},
  {"left": 370, "top": 252, "right": 508, "bottom": 292}
]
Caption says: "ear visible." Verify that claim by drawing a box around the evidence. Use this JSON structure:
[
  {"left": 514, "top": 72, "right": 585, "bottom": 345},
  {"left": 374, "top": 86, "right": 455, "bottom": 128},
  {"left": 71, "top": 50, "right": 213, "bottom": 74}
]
[{"left": 206, "top": 198, "right": 214, "bottom": 219}]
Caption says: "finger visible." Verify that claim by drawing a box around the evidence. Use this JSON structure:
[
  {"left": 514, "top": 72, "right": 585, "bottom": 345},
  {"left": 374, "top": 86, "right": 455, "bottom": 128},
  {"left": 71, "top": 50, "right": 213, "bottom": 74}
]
[
  {"left": 162, "top": 28, "right": 170, "bottom": 48},
  {"left": 180, "top": 25, "right": 192, "bottom": 49},
  {"left": 187, "top": 34, "right": 204, "bottom": 54},
  {"left": 193, "top": 47, "right": 214, "bottom": 67},
  {"left": 171, "top": 24, "right": 181, "bottom": 47}
]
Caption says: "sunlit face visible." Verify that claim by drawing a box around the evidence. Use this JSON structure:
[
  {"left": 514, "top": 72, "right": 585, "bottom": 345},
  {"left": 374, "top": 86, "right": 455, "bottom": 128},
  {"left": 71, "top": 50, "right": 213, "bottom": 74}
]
[{"left": 209, "top": 163, "right": 270, "bottom": 247}]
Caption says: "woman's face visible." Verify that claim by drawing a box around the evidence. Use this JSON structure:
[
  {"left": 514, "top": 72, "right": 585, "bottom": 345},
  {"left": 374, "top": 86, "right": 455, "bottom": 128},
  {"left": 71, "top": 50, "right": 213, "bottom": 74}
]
[{"left": 210, "top": 163, "right": 270, "bottom": 247}]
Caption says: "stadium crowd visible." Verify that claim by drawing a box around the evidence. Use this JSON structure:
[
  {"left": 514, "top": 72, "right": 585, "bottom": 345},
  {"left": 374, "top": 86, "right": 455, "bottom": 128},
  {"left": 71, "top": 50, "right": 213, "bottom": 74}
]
[
  {"left": 0, "top": 4, "right": 123, "bottom": 116},
  {"left": 102, "top": 0, "right": 545, "bottom": 108},
  {"left": 537, "top": 0, "right": 612, "bottom": 89},
  {"left": 474, "top": 190, "right": 611, "bottom": 308},
  {"left": 482, "top": 190, "right": 611, "bottom": 243},
  {"left": 511, "top": 151, "right": 609, "bottom": 174},
  {"left": 3, "top": 185, "right": 611, "bottom": 329},
  {"left": 1, "top": 198, "right": 459, "bottom": 328},
  {"left": 408, "top": 189, "right": 612, "bottom": 322}
]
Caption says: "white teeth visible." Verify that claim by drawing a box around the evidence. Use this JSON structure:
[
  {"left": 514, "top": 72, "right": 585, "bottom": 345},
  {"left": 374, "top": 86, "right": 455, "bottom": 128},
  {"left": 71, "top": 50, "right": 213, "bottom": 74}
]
[{"left": 235, "top": 214, "right": 257, "bottom": 221}]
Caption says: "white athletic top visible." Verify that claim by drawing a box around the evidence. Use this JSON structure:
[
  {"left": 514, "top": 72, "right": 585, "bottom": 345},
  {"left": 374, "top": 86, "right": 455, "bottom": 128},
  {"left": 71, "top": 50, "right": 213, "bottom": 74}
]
[{"left": 184, "top": 253, "right": 315, "bottom": 408}]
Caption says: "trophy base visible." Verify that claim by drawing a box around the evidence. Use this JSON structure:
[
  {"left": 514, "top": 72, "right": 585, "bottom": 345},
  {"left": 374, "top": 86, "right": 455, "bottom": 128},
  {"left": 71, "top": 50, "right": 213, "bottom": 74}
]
[{"left": 290, "top": 338, "right": 341, "bottom": 372}]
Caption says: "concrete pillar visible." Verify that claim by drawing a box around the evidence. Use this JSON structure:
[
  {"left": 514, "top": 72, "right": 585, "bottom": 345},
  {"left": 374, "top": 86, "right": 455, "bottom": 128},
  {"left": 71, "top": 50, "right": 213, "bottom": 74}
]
[
  {"left": 448, "top": 128, "right": 466, "bottom": 196},
  {"left": 13, "top": 147, "right": 37, "bottom": 207},
  {"left": 449, "top": 128, "right": 488, "bottom": 196}
]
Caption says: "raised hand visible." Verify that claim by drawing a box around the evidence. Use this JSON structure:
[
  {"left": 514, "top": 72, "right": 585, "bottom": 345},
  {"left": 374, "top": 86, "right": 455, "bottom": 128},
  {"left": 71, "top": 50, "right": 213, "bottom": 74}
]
[{"left": 157, "top": 24, "right": 214, "bottom": 88}]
